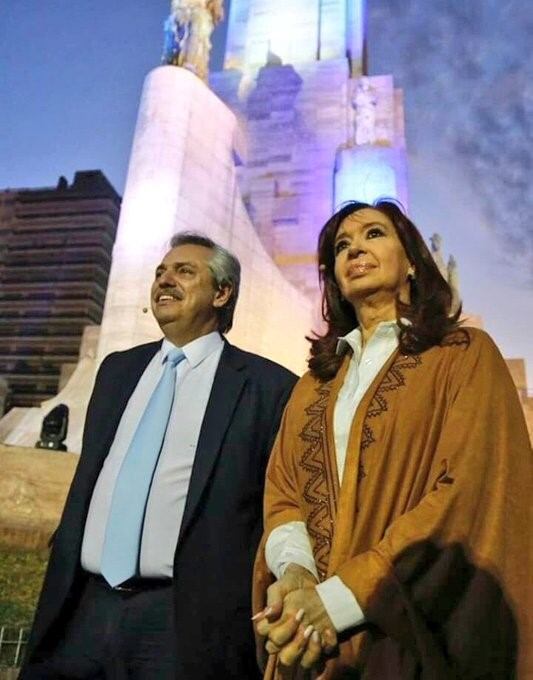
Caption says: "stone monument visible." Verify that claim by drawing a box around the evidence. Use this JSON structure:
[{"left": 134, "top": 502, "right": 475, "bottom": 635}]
[
  {"left": 1, "top": 3, "right": 314, "bottom": 452},
  {"left": 2, "top": 1, "right": 530, "bottom": 451},
  {"left": 211, "top": 0, "right": 408, "bottom": 297}
]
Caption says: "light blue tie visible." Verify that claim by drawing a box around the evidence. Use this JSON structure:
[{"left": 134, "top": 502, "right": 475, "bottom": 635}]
[{"left": 100, "top": 347, "right": 185, "bottom": 586}]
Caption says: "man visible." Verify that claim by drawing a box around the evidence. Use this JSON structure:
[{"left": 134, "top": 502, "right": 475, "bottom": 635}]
[{"left": 22, "top": 232, "right": 297, "bottom": 679}]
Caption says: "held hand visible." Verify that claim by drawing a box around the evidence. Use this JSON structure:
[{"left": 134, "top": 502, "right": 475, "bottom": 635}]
[
  {"left": 253, "top": 564, "right": 337, "bottom": 670},
  {"left": 282, "top": 586, "right": 336, "bottom": 643},
  {"left": 277, "top": 624, "right": 322, "bottom": 670},
  {"left": 269, "top": 586, "right": 337, "bottom": 652},
  {"left": 278, "top": 626, "right": 337, "bottom": 672},
  {"left": 266, "top": 587, "right": 337, "bottom": 669},
  {"left": 254, "top": 563, "right": 318, "bottom": 637},
  {"left": 259, "top": 585, "right": 338, "bottom": 670}
]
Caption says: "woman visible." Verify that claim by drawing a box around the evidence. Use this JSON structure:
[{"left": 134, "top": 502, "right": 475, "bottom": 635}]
[{"left": 253, "top": 201, "right": 532, "bottom": 679}]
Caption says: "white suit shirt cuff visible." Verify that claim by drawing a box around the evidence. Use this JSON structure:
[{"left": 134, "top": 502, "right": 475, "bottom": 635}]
[{"left": 265, "top": 521, "right": 366, "bottom": 632}]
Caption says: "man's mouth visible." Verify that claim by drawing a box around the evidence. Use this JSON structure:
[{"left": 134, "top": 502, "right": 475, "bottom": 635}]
[{"left": 155, "top": 291, "right": 182, "bottom": 303}]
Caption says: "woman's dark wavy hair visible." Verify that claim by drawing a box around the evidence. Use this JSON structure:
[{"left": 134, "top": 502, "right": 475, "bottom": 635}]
[{"left": 308, "top": 199, "right": 461, "bottom": 381}]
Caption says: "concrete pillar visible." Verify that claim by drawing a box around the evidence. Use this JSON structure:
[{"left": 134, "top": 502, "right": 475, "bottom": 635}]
[{"left": 1, "top": 67, "right": 313, "bottom": 453}]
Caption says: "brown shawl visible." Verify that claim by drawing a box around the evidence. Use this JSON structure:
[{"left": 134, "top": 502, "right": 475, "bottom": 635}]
[{"left": 254, "top": 328, "right": 532, "bottom": 679}]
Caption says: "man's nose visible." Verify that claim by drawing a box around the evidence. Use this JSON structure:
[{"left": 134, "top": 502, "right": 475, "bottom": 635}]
[{"left": 158, "top": 271, "right": 175, "bottom": 286}]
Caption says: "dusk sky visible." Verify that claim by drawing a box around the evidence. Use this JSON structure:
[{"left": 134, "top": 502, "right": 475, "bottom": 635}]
[{"left": 1, "top": 1, "right": 532, "bottom": 385}]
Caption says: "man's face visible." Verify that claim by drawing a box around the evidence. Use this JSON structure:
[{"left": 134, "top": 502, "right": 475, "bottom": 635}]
[{"left": 151, "top": 244, "right": 227, "bottom": 341}]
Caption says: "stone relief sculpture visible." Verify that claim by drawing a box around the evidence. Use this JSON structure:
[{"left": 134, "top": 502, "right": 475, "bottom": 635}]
[
  {"left": 352, "top": 77, "right": 378, "bottom": 145},
  {"left": 162, "top": 0, "right": 224, "bottom": 82}
]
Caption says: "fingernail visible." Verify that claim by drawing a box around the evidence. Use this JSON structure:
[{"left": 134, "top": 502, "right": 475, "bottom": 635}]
[
  {"left": 312, "top": 630, "right": 320, "bottom": 643},
  {"left": 295, "top": 608, "right": 305, "bottom": 622},
  {"left": 303, "top": 624, "right": 314, "bottom": 640},
  {"left": 251, "top": 606, "right": 272, "bottom": 621}
]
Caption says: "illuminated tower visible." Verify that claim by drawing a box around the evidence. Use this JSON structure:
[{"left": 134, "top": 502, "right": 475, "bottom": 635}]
[
  {"left": 211, "top": 0, "right": 408, "bottom": 296},
  {"left": 224, "top": 0, "right": 366, "bottom": 74}
]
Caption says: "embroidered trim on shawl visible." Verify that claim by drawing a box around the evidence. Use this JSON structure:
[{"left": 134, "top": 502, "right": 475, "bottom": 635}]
[
  {"left": 361, "top": 423, "right": 375, "bottom": 451},
  {"left": 298, "top": 382, "right": 337, "bottom": 579},
  {"left": 440, "top": 328, "right": 471, "bottom": 348},
  {"left": 366, "top": 353, "right": 422, "bottom": 420},
  {"left": 360, "top": 353, "right": 422, "bottom": 480}
]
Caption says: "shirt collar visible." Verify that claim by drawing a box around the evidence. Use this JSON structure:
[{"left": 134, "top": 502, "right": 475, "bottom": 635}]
[
  {"left": 336, "top": 320, "right": 400, "bottom": 357},
  {"left": 161, "top": 331, "right": 223, "bottom": 368}
]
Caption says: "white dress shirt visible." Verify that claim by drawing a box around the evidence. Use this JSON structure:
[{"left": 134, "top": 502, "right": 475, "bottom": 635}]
[
  {"left": 265, "top": 322, "right": 400, "bottom": 632},
  {"left": 81, "top": 331, "right": 224, "bottom": 578}
]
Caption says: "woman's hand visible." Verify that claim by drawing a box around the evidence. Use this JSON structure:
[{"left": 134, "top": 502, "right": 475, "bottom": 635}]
[
  {"left": 255, "top": 563, "right": 318, "bottom": 637},
  {"left": 268, "top": 588, "right": 338, "bottom": 671},
  {"left": 277, "top": 623, "right": 324, "bottom": 671},
  {"left": 254, "top": 566, "right": 338, "bottom": 671}
]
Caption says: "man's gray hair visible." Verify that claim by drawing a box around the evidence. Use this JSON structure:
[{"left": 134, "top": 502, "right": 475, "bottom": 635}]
[{"left": 169, "top": 231, "right": 241, "bottom": 333}]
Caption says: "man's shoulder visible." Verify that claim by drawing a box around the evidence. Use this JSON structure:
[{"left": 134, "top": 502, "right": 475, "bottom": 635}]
[
  {"left": 100, "top": 341, "right": 161, "bottom": 370},
  {"left": 225, "top": 344, "right": 298, "bottom": 386}
]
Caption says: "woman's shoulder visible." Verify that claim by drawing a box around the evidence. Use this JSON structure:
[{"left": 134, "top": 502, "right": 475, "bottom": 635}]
[
  {"left": 436, "top": 326, "right": 506, "bottom": 371},
  {"left": 440, "top": 325, "right": 499, "bottom": 352},
  {"left": 293, "top": 368, "right": 323, "bottom": 391}
]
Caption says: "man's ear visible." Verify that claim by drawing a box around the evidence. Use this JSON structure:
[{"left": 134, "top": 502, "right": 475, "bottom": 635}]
[{"left": 212, "top": 284, "right": 232, "bottom": 309}]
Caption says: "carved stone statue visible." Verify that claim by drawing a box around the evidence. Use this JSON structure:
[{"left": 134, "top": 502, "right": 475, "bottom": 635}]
[
  {"left": 447, "top": 254, "right": 461, "bottom": 313},
  {"left": 352, "top": 77, "right": 378, "bottom": 145},
  {"left": 430, "top": 234, "right": 461, "bottom": 313},
  {"left": 430, "top": 233, "right": 448, "bottom": 281},
  {"left": 162, "top": 0, "right": 224, "bottom": 83}
]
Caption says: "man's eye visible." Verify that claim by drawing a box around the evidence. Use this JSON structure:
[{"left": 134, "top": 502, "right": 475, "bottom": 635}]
[
  {"left": 179, "top": 266, "right": 194, "bottom": 275},
  {"left": 367, "top": 227, "right": 385, "bottom": 239}
]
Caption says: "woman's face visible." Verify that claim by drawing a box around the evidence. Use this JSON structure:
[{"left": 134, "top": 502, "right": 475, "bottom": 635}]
[{"left": 333, "top": 208, "right": 412, "bottom": 305}]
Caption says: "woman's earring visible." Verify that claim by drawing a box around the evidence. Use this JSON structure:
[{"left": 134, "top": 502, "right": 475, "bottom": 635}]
[{"left": 407, "top": 267, "right": 416, "bottom": 281}]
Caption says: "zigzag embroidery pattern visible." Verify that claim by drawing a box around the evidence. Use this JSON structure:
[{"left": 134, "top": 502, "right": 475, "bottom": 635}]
[
  {"left": 360, "top": 422, "right": 376, "bottom": 452},
  {"left": 440, "top": 329, "right": 471, "bottom": 348},
  {"left": 298, "top": 382, "right": 336, "bottom": 579},
  {"left": 359, "top": 353, "right": 422, "bottom": 482},
  {"left": 366, "top": 354, "right": 422, "bottom": 419}
]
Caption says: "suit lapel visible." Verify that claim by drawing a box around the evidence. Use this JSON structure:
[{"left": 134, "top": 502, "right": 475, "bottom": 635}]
[
  {"left": 80, "top": 342, "right": 162, "bottom": 481},
  {"left": 177, "top": 342, "right": 247, "bottom": 545}
]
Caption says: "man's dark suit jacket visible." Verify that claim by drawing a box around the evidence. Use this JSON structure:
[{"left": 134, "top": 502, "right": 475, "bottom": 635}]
[{"left": 22, "top": 339, "right": 297, "bottom": 679}]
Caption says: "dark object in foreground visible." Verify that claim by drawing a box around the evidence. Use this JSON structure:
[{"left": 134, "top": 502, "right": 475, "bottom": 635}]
[{"left": 35, "top": 404, "right": 68, "bottom": 452}]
